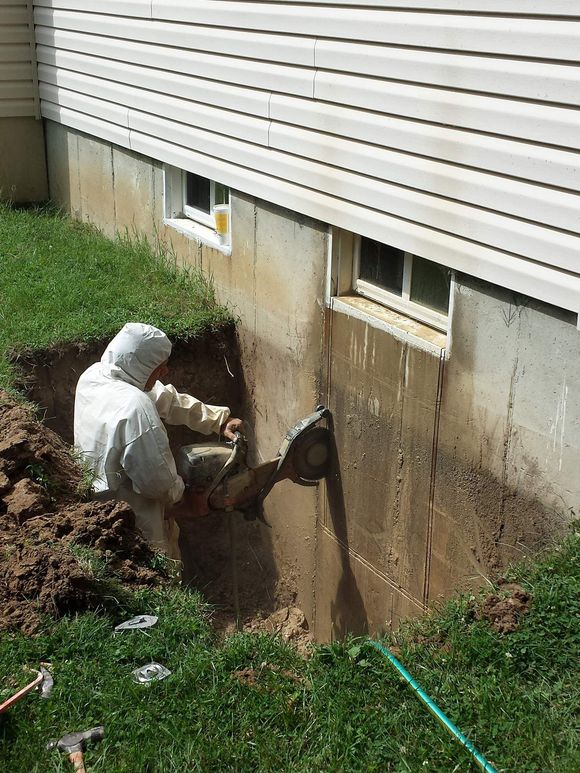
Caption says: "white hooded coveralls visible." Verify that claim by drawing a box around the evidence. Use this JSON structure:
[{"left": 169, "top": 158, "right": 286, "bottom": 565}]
[{"left": 74, "top": 323, "right": 230, "bottom": 552}]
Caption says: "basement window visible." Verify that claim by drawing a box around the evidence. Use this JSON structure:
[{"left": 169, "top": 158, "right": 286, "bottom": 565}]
[
  {"left": 163, "top": 166, "right": 231, "bottom": 252},
  {"left": 354, "top": 236, "right": 451, "bottom": 332},
  {"left": 329, "top": 229, "right": 452, "bottom": 344}
]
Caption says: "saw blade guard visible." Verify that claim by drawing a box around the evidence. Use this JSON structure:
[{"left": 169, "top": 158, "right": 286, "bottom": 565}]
[{"left": 255, "top": 405, "right": 332, "bottom": 508}]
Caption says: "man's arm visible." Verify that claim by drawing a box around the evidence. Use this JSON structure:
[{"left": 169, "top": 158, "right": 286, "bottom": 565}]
[{"left": 148, "top": 381, "right": 230, "bottom": 435}]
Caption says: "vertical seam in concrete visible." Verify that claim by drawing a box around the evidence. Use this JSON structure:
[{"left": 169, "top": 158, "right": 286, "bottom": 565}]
[
  {"left": 111, "top": 145, "right": 117, "bottom": 231},
  {"left": 498, "top": 351, "right": 520, "bottom": 546},
  {"left": 75, "top": 132, "right": 81, "bottom": 219},
  {"left": 393, "top": 345, "right": 408, "bottom": 531},
  {"left": 422, "top": 346, "right": 446, "bottom": 608},
  {"left": 252, "top": 201, "right": 258, "bottom": 336},
  {"left": 312, "top": 241, "right": 334, "bottom": 635}
]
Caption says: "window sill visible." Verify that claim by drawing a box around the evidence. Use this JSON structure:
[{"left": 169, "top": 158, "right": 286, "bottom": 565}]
[
  {"left": 329, "top": 295, "right": 446, "bottom": 355},
  {"left": 164, "top": 217, "right": 231, "bottom": 256}
]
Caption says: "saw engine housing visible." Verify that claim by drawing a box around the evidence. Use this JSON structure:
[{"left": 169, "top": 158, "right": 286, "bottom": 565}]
[{"left": 176, "top": 406, "right": 332, "bottom": 522}]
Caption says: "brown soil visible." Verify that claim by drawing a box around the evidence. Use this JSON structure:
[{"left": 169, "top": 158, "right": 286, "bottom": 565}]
[
  {"left": 0, "top": 390, "right": 305, "bottom": 649},
  {"left": 0, "top": 391, "right": 163, "bottom": 635},
  {"left": 242, "top": 606, "right": 313, "bottom": 657},
  {"left": 476, "top": 581, "right": 531, "bottom": 633}
]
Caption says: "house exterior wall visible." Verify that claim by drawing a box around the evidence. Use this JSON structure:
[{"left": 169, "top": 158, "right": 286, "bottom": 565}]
[
  {"left": 33, "top": 1, "right": 580, "bottom": 313},
  {"left": 40, "top": 2, "right": 580, "bottom": 641},
  {"left": 0, "top": 1, "right": 46, "bottom": 200},
  {"left": 46, "top": 122, "right": 579, "bottom": 642},
  {"left": 0, "top": 0, "right": 37, "bottom": 118}
]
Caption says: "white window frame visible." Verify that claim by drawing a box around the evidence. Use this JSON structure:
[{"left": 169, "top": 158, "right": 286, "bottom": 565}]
[
  {"left": 163, "top": 165, "right": 231, "bottom": 254},
  {"left": 352, "top": 235, "right": 450, "bottom": 333},
  {"left": 182, "top": 173, "right": 227, "bottom": 230}
]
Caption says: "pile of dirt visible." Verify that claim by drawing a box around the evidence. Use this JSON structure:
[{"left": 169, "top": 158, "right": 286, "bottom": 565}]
[
  {"left": 0, "top": 392, "right": 163, "bottom": 635},
  {"left": 243, "top": 606, "right": 313, "bottom": 656},
  {"left": 476, "top": 581, "right": 531, "bottom": 633}
]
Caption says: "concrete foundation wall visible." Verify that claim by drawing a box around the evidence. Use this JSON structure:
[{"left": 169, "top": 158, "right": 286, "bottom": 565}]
[
  {"left": 431, "top": 278, "right": 579, "bottom": 600},
  {"left": 46, "top": 121, "right": 326, "bottom": 625},
  {"left": 46, "top": 121, "right": 576, "bottom": 641},
  {"left": 317, "top": 277, "right": 578, "bottom": 638},
  {"left": 0, "top": 117, "right": 47, "bottom": 202}
]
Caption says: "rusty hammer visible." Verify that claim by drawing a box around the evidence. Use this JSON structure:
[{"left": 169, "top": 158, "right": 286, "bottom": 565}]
[{"left": 47, "top": 726, "right": 104, "bottom": 773}]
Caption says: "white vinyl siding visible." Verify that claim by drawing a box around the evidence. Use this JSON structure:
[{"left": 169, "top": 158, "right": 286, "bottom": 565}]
[
  {"left": 33, "top": 1, "right": 580, "bottom": 314},
  {"left": 0, "top": 0, "right": 38, "bottom": 117}
]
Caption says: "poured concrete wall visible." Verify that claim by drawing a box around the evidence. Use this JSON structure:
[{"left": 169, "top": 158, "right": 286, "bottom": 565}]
[
  {"left": 315, "top": 278, "right": 578, "bottom": 639},
  {"left": 46, "top": 121, "right": 326, "bottom": 625},
  {"left": 431, "top": 277, "right": 579, "bottom": 601},
  {"left": 45, "top": 121, "right": 576, "bottom": 641},
  {"left": 316, "top": 307, "right": 443, "bottom": 636},
  {"left": 0, "top": 117, "right": 47, "bottom": 202}
]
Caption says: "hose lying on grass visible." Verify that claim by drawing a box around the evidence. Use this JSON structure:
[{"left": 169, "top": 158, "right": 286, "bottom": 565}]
[{"left": 368, "top": 640, "right": 498, "bottom": 773}]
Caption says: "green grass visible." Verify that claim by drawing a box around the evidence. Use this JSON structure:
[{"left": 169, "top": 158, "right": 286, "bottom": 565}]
[
  {"left": 0, "top": 203, "right": 232, "bottom": 393},
  {"left": 1, "top": 532, "right": 578, "bottom": 772}
]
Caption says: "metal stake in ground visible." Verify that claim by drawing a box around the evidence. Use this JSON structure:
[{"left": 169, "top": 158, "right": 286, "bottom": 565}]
[{"left": 47, "top": 726, "right": 104, "bottom": 773}]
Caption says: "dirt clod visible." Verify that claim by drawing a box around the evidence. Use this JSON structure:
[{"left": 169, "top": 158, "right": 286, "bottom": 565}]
[
  {"left": 477, "top": 582, "right": 531, "bottom": 633},
  {"left": 3, "top": 477, "right": 49, "bottom": 522},
  {"left": 244, "top": 606, "right": 313, "bottom": 656},
  {"left": 0, "top": 391, "right": 164, "bottom": 635}
]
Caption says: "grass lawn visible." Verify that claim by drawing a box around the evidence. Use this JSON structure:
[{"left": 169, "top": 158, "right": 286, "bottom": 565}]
[
  {"left": 0, "top": 205, "right": 578, "bottom": 771},
  {"left": 0, "top": 203, "right": 232, "bottom": 395},
  {"left": 0, "top": 533, "right": 578, "bottom": 772}
]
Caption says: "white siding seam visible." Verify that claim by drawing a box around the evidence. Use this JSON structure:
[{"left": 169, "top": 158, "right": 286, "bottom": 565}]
[
  {"left": 39, "top": 78, "right": 270, "bottom": 142},
  {"left": 313, "top": 35, "right": 318, "bottom": 97},
  {"left": 267, "top": 91, "right": 272, "bottom": 145},
  {"left": 26, "top": 0, "right": 39, "bottom": 118}
]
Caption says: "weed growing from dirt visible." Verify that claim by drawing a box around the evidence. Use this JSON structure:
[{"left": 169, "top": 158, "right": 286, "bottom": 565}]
[
  {"left": 1, "top": 533, "right": 578, "bottom": 772},
  {"left": 0, "top": 203, "right": 233, "bottom": 392}
]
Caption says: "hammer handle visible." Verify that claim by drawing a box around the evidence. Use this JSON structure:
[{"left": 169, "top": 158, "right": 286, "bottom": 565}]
[
  {"left": 69, "top": 751, "right": 86, "bottom": 773},
  {"left": 0, "top": 671, "right": 43, "bottom": 713}
]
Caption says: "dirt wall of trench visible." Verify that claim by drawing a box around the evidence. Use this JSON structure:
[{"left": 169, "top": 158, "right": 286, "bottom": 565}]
[{"left": 15, "top": 326, "right": 296, "bottom": 626}]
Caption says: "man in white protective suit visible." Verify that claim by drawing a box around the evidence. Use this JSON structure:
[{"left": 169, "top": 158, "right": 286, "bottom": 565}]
[{"left": 74, "top": 322, "right": 242, "bottom": 556}]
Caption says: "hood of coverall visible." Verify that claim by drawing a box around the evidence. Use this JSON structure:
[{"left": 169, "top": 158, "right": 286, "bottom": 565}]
[{"left": 100, "top": 323, "right": 172, "bottom": 390}]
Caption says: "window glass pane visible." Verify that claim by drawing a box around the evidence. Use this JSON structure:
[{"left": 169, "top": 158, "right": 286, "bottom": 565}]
[
  {"left": 185, "top": 173, "right": 210, "bottom": 213},
  {"left": 359, "top": 237, "right": 404, "bottom": 295},
  {"left": 214, "top": 182, "right": 229, "bottom": 206},
  {"left": 410, "top": 255, "right": 450, "bottom": 314}
]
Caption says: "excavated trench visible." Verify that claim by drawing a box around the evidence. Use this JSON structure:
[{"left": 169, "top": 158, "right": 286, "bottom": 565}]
[{"left": 12, "top": 327, "right": 308, "bottom": 646}]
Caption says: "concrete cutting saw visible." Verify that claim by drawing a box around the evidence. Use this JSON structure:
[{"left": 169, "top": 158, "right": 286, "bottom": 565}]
[{"left": 176, "top": 406, "right": 331, "bottom": 524}]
